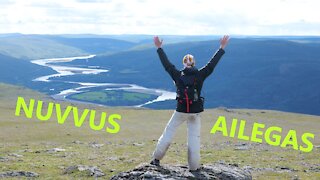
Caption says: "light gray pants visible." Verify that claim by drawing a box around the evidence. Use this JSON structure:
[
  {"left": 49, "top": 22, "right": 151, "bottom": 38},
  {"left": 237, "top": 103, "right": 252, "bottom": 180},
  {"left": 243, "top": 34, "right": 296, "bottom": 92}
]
[{"left": 152, "top": 111, "right": 201, "bottom": 170}]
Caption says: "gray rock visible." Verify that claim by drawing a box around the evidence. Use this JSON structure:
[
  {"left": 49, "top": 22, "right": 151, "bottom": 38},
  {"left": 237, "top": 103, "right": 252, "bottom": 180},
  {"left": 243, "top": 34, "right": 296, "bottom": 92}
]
[
  {"left": 0, "top": 171, "right": 39, "bottom": 178},
  {"left": 292, "top": 175, "right": 299, "bottom": 180},
  {"left": 106, "top": 156, "right": 118, "bottom": 161},
  {"left": 133, "top": 142, "right": 144, "bottom": 146},
  {"left": 275, "top": 166, "right": 298, "bottom": 172},
  {"left": 235, "top": 142, "right": 248, "bottom": 146},
  {"left": 234, "top": 146, "right": 250, "bottom": 150},
  {"left": 0, "top": 156, "right": 10, "bottom": 162},
  {"left": 307, "top": 166, "right": 320, "bottom": 172},
  {"left": 234, "top": 143, "right": 251, "bottom": 150},
  {"left": 19, "top": 149, "right": 33, "bottom": 153},
  {"left": 111, "top": 163, "right": 252, "bottom": 180},
  {"left": 46, "top": 148, "right": 66, "bottom": 153},
  {"left": 89, "top": 142, "right": 104, "bottom": 148},
  {"left": 224, "top": 108, "right": 234, "bottom": 113},
  {"left": 8, "top": 153, "right": 23, "bottom": 158},
  {"left": 64, "top": 165, "right": 105, "bottom": 177},
  {"left": 243, "top": 165, "right": 298, "bottom": 173},
  {"left": 72, "top": 140, "right": 83, "bottom": 144}
]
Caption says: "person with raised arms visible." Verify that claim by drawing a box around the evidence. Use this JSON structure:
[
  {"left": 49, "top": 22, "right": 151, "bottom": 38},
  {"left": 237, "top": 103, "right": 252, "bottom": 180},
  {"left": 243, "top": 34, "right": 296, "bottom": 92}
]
[{"left": 150, "top": 35, "right": 230, "bottom": 171}]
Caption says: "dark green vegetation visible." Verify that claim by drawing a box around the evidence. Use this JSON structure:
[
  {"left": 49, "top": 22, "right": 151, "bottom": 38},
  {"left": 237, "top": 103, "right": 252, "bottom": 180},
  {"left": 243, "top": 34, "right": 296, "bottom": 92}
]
[
  {"left": 0, "top": 83, "right": 319, "bottom": 179},
  {"left": 68, "top": 90, "right": 157, "bottom": 106}
]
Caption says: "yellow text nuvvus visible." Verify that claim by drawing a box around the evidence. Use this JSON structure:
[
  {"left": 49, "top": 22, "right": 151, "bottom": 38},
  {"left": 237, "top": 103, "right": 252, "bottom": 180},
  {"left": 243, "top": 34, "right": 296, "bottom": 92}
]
[{"left": 15, "top": 96, "right": 121, "bottom": 133}]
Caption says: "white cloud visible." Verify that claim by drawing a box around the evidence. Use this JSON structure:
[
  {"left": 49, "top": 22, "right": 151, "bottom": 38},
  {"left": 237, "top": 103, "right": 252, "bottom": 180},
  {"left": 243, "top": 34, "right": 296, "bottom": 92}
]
[{"left": 0, "top": 0, "right": 319, "bottom": 35}]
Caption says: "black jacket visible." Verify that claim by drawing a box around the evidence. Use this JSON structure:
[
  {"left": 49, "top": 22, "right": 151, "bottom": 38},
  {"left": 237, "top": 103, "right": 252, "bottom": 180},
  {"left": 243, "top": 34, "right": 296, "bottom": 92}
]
[{"left": 157, "top": 47, "right": 225, "bottom": 113}]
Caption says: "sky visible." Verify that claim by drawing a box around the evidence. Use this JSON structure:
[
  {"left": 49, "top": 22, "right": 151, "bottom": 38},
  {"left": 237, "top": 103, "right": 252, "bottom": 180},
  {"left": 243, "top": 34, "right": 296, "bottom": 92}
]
[{"left": 0, "top": 0, "right": 319, "bottom": 35}]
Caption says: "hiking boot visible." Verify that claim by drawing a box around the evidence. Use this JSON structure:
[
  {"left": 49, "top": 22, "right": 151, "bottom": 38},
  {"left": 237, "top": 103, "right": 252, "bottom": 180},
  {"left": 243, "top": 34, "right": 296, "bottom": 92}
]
[
  {"left": 189, "top": 168, "right": 201, "bottom": 173},
  {"left": 150, "top": 159, "right": 160, "bottom": 166}
]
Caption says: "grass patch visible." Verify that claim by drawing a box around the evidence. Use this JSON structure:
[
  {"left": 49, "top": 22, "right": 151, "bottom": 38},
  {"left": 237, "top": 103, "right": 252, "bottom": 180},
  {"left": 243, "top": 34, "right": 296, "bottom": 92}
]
[{"left": 68, "top": 90, "right": 157, "bottom": 106}]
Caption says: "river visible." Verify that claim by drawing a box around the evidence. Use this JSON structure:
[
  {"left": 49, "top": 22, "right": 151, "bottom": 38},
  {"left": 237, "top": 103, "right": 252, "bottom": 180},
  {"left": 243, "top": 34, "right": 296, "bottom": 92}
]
[{"left": 31, "top": 55, "right": 176, "bottom": 107}]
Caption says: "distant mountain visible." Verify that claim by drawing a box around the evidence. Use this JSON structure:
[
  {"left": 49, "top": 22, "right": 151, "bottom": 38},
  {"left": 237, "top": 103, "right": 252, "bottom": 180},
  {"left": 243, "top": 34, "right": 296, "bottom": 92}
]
[
  {"left": 54, "top": 38, "right": 320, "bottom": 115},
  {"left": 0, "top": 34, "right": 139, "bottom": 60},
  {"left": 44, "top": 36, "right": 138, "bottom": 55},
  {"left": 0, "top": 52, "right": 82, "bottom": 94},
  {"left": 0, "top": 53, "right": 56, "bottom": 84},
  {"left": 0, "top": 35, "right": 86, "bottom": 60},
  {"left": 103, "top": 35, "right": 221, "bottom": 43},
  {"left": 51, "top": 34, "right": 220, "bottom": 43}
]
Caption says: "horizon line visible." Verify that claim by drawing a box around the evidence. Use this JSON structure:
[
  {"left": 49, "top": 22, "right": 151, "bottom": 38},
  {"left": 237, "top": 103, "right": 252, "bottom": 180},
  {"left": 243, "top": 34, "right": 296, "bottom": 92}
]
[{"left": 1, "top": 33, "right": 320, "bottom": 38}]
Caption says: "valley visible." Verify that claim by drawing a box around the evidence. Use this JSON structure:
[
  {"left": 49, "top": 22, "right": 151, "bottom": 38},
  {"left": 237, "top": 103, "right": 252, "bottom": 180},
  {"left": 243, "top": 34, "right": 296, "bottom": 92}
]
[
  {"left": 1, "top": 34, "right": 320, "bottom": 115},
  {"left": 30, "top": 53, "right": 176, "bottom": 107}
]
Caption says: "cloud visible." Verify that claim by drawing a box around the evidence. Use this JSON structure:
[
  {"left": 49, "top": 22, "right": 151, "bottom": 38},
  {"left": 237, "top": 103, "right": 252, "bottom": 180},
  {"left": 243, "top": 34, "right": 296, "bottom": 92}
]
[
  {"left": 0, "top": 0, "right": 15, "bottom": 5},
  {"left": 75, "top": 0, "right": 113, "bottom": 3},
  {"left": 0, "top": 0, "right": 319, "bottom": 35}
]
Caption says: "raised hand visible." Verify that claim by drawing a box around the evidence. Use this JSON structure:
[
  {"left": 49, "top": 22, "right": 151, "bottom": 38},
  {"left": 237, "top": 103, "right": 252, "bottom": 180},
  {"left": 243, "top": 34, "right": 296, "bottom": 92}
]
[
  {"left": 220, "top": 35, "right": 230, "bottom": 50},
  {"left": 154, "top": 36, "right": 163, "bottom": 48}
]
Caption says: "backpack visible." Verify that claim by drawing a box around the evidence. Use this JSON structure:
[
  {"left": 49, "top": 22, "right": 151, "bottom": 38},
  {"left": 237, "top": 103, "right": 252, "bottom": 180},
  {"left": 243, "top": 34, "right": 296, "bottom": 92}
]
[{"left": 176, "top": 71, "right": 199, "bottom": 113}]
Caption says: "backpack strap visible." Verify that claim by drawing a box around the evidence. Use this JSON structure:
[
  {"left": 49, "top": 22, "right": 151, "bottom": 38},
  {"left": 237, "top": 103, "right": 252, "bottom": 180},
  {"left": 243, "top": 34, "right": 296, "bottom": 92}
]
[{"left": 184, "top": 89, "right": 190, "bottom": 113}]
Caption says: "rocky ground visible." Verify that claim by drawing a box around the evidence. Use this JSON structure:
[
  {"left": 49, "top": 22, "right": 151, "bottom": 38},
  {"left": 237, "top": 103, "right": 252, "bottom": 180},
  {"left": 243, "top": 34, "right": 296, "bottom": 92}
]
[
  {"left": 111, "top": 163, "right": 252, "bottom": 180},
  {"left": 1, "top": 140, "right": 319, "bottom": 179}
]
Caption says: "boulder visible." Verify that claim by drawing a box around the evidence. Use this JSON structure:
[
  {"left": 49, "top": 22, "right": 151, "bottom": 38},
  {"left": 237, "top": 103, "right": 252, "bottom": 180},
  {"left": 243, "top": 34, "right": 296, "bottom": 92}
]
[
  {"left": 111, "top": 163, "right": 252, "bottom": 180},
  {"left": 46, "top": 148, "right": 66, "bottom": 153},
  {"left": 0, "top": 171, "right": 39, "bottom": 178},
  {"left": 64, "top": 165, "right": 105, "bottom": 177}
]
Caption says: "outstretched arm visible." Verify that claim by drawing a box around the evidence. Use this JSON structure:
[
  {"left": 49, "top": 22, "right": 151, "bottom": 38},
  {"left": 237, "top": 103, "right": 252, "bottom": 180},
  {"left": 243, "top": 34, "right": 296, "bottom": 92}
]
[
  {"left": 154, "top": 36, "right": 180, "bottom": 80},
  {"left": 199, "top": 35, "right": 230, "bottom": 80}
]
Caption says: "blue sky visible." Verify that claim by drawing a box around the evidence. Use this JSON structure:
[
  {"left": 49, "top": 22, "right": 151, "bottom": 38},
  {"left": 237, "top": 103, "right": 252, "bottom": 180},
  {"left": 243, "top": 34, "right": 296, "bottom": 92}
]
[{"left": 0, "top": 0, "right": 319, "bottom": 35}]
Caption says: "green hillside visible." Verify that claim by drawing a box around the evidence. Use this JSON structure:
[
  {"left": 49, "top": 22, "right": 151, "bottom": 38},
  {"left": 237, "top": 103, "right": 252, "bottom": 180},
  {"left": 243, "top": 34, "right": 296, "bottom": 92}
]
[
  {"left": 68, "top": 90, "right": 157, "bottom": 106},
  {"left": 0, "top": 83, "right": 319, "bottom": 179},
  {"left": 0, "top": 35, "right": 86, "bottom": 60},
  {"left": 0, "top": 54, "right": 56, "bottom": 85}
]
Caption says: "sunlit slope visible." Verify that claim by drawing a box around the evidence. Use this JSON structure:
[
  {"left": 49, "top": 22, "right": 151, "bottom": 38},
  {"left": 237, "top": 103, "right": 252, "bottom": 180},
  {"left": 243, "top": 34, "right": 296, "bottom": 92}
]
[{"left": 0, "top": 83, "right": 319, "bottom": 179}]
